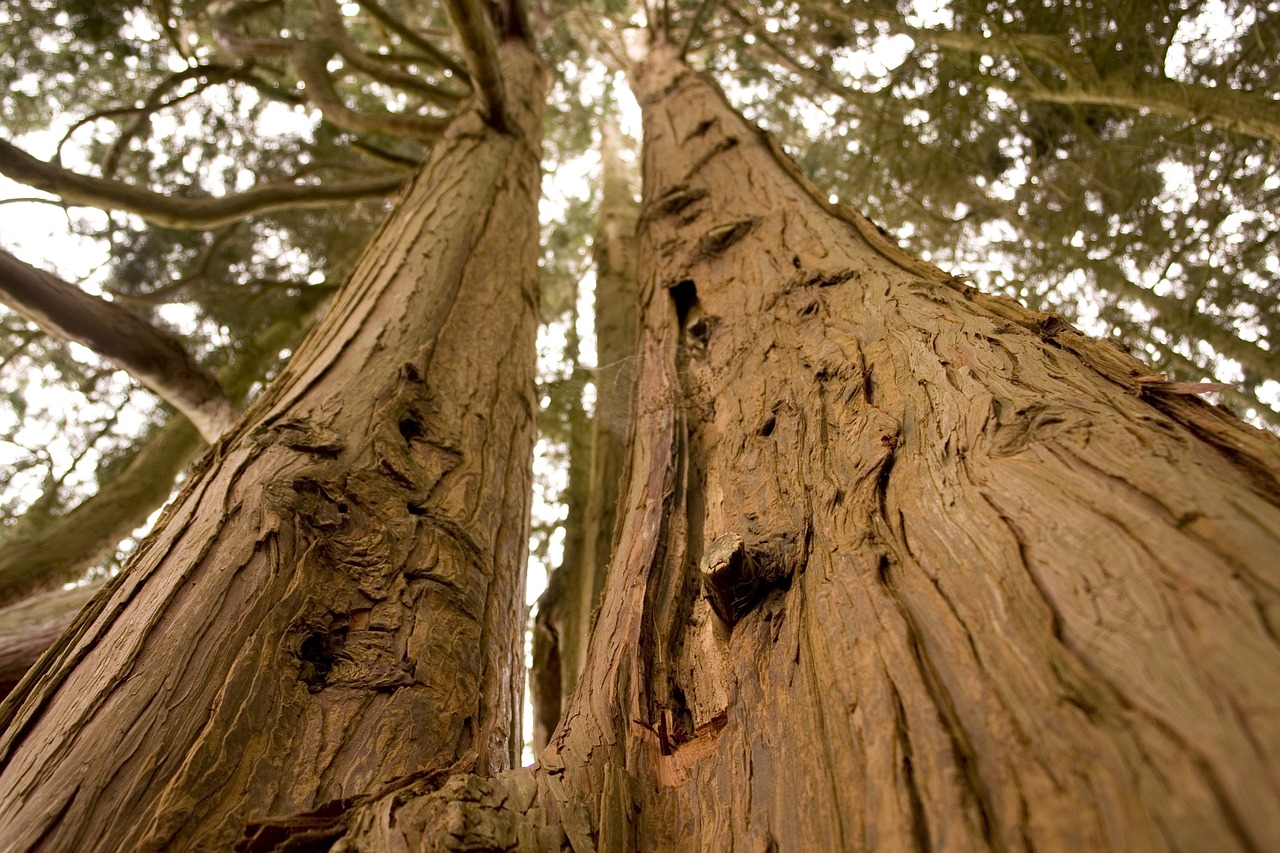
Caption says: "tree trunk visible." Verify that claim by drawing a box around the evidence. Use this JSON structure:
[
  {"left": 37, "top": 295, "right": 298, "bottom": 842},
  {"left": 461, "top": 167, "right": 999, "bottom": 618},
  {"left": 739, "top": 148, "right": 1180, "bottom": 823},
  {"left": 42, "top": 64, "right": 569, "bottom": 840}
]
[
  {"left": 323, "top": 43, "right": 1280, "bottom": 852},
  {"left": 554, "top": 45, "right": 1280, "bottom": 850},
  {"left": 0, "top": 40, "right": 544, "bottom": 852},
  {"left": 531, "top": 118, "right": 640, "bottom": 751},
  {"left": 0, "top": 583, "right": 102, "bottom": 703},
  {"left": 339, "top": 45, "right": 1280, "bottom": 852}
]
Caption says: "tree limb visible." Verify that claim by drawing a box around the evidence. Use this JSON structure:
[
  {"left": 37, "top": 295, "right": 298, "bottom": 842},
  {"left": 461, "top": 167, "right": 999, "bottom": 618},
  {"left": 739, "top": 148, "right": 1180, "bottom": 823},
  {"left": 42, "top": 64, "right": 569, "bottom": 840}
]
[
  {"left": 0, "top": 138, "right": 406, "bottom": 229},
  {"left": 315, "top": 0, "right": 467, "bottom": 108},
  {"left": 353, "top": 0, "right": 471, "bottom": 80},
  {"left": 0, "top": 248, "right": 237, "bottom": 441},
  {"left": 0, "top": 582, "right": 102, "bottom": 704},
  {"left": 0, "top": 300, "right": 321, "bottom": 609},
  {"left": 917, "top": 27, "right": 1280, "bottom": 147},
  {"left": 441, "top": 0, "right": 509, "bottom": 130}
]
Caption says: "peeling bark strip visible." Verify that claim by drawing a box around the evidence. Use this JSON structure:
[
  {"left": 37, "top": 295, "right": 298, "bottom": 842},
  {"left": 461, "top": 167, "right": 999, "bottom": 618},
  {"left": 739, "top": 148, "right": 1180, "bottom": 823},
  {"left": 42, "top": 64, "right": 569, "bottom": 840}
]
[
  {"left": 0, "top": 42, "right": 544, "bottom": 851},
  {"left": 366, "top": 46, "right": 1280, "bottom": 853}
]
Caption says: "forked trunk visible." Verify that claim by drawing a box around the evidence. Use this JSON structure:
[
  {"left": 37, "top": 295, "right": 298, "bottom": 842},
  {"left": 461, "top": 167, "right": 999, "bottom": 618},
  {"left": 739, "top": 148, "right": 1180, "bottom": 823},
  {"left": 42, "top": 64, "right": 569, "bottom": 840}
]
[{"left": 0, "top": 41, "right": 545, "bottom": 852}]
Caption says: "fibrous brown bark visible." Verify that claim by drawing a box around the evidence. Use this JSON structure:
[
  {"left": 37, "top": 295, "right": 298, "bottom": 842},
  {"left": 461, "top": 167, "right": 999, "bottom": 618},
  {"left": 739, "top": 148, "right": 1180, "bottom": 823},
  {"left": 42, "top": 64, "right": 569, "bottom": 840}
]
[
  {"left": 556, "top": 45, "right": 1280, "bottom": 850},
  {"left": 341, "top": 45, "right": 1280, "bottom": 851},
  {"left": 0, "top": 38, "right": 544, "bottom": 851}
]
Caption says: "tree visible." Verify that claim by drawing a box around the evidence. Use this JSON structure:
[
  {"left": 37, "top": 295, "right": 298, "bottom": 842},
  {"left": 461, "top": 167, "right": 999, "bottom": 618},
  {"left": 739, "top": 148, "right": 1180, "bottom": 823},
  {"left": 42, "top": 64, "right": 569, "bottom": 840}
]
[{"left": 2, "top": 1, "right": 1279, "bottom": 850}]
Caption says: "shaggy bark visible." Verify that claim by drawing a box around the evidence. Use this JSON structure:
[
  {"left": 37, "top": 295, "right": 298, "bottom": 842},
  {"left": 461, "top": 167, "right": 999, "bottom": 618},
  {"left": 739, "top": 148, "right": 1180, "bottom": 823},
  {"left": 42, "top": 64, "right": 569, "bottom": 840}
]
[
  {"left": 340, "top": 45, "right": 1280, "bottom": 851},
  {"left": 0, "top": 39, "right": 544, "bottom": 852}
]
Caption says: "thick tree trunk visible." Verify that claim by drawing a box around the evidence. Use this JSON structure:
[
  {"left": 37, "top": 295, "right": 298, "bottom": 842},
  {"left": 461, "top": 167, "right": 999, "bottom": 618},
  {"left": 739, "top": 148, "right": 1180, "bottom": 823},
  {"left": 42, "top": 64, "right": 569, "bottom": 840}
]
[
  {"left": 0, "top": 40, "right": 544, "bottom": 852},
  {"left": 337, "top": 46, "right": 1280, "bottom": 852},
  {"left": 547, "top": 46, "right": 1280, "bottom": 851}
]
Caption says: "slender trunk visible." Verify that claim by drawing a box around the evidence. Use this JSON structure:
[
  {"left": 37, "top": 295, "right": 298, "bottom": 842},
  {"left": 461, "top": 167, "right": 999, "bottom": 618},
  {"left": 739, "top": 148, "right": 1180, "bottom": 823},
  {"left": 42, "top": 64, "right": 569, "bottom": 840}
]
[
  {"left": 0, "top": 40, "right": 544, "bottom": 852},
  {"left": 531, "top": 299, "right": 590, "bottom": 753},
  {"left": 531, "top": 118, "right": 640, "bottom": 750}
]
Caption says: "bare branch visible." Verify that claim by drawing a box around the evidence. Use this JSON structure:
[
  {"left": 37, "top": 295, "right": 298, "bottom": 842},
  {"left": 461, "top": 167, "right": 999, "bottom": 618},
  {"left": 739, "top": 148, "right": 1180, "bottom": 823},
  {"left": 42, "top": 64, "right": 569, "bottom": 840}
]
[
  {"left": 0, "top": 139, "right": 406, "bottom": 229},
  {"left": 0, "top": 249, "right": 236, "bottom": 441},
  {"left": 679, "top": 0, "right": 722, "bottom": 58},
  {"left": 55, "top": 64, "right": 241, "bottom": 171},
  {"left": 353, "top": 0, "right": 471, "bottom": 80},
  {"left": 442, "top": 0, "right": 509, "bottom": 130}
]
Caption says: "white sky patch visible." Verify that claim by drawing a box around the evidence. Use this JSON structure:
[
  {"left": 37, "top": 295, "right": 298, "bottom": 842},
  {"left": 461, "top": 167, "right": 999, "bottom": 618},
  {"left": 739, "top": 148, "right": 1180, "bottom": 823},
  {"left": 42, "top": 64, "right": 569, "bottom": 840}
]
[
  {"left": 1165, "top": 0, "right": 1256, "bottom": 80},
  {"left": 904, "top": 0, "right": 954, "bottom": 29}
]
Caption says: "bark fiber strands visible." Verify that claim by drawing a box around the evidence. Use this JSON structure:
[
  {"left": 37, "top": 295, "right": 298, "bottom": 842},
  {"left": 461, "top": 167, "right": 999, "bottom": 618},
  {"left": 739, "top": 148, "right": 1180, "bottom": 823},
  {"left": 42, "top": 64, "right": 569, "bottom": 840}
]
[
  {"left": 541, "top": 45, "right": 1280, "bottom": 852},
  {"left": 0, "top": 41, "right": 544, "bottom": 852}
]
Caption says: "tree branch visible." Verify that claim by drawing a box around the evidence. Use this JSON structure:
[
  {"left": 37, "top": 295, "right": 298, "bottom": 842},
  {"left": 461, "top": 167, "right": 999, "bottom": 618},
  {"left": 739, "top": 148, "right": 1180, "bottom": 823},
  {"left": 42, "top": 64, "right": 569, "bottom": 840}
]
[
  {"left": 0, "top": 301, "right": 320, "bottom": 609},
  {"left": 292, "top": 43, "right": 452, "bottom": 141},
  {"left": 0, "top": 249, "right": 236, "bottom": 441},
  {"left": 917, "top": 27, "right": 1280, "bottom": 147},
  {"left": 441, "top": 0, "right": 509, "bottom": 130},
  {"left": 0, "top": 139, "right": 406, "bottom": 229},
  {"left": 315, "top": 0, "right": 467, "bottom": 108},
  {"left": 352, "top": 0, "right": 471, "bottom": 80},
  {"left": 0, "top": 582, "right": 103, "bottom": 703}
]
